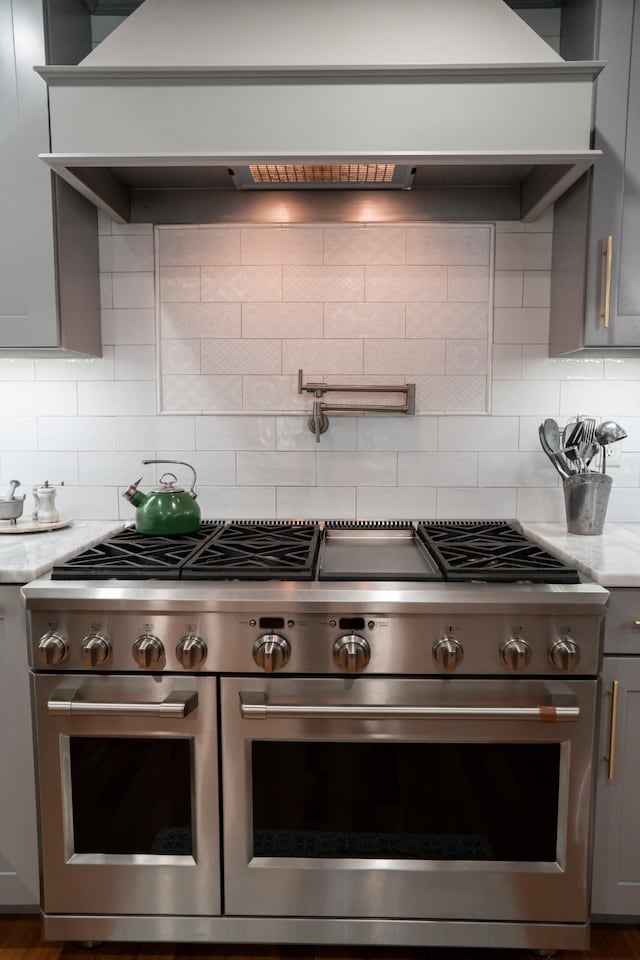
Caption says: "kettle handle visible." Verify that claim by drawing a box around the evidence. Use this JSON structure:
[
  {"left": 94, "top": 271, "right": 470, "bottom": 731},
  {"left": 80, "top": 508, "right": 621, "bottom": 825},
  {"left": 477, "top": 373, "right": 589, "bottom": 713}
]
[{"left": 142, "top": 459, "right": 198, "bottom": 499}]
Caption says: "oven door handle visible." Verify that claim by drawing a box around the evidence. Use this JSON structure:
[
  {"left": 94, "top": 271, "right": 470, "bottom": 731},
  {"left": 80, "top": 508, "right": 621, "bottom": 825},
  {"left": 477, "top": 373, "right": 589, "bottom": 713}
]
[
  {"left": 47, "top": 689, "right": 198, "bottom": 718},
  {"left": 239, "top": 693, "right": 579, "bottom": 722}
]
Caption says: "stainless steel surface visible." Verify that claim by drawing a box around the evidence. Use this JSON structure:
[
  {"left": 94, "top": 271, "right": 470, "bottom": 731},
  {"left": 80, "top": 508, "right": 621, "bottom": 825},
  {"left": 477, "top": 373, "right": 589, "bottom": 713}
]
[
  {"left": 176, "top": 634, "right": 207, "bottom": 669},
  {"left": 47, "top": 689, "right": 198, "bottom": 717},
  {"left": 0, "top": 498, "right": 25, "bottom": 522},
  {"left": 132, "top": 633, "right": 163, "bottom": 668},
  {"left": 563, "top": 472, "right": 613, "bottom": 535},
  {"left": 549, "top": 636, "right": 580, "bottom": 672},
  {"left": 298, "top": 370, "right": 415, "bottom": 441},
  {"left": 538, "top": 421, "right": 571, "bottom": 478},
  {"left": 433, "top": 636, "right": 464, "bottom": 671},
  {"left": 2, "top": 480, "right": 22, "bottom": 501},
  {"left": 80, "top": 633, "right": 110, "bottom": 667},
  {"left": 141, "top": 458, "right": 198, "bottom": 498},
  {"left": 332, "top": 634, "right": 371, "bottom": 673},
  {"left": 500, "top": 637, "right": 532, "bottom": 672},
  {"left": 252, "top": 634, "right": 291, "bottom": 673},
  {"left": 37, "top": 631, "right": 68, "bottom": 667},
  {"left": 222, "top": 675, "right": 598, "bottom": 923}
]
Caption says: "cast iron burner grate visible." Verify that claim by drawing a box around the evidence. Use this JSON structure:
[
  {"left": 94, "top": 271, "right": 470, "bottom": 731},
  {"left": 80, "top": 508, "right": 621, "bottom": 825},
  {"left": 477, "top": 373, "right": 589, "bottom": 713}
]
[
  {"left": 51, "top": 520, "right": 321, "bottom": 581},
  {"left": 183, "top": 521, "right": 321, "bottom": 580},
  {"left": 416, "top": 520, "right": 580, "bottom": 583},
  {"left": 50, "top": 522, "right": 222, "bottom": 580}
]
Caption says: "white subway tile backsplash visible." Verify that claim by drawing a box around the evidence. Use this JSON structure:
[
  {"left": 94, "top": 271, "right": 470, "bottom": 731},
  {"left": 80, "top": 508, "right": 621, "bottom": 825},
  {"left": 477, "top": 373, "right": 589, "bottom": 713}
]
[
  {"left": 102, "top": 309, "right": 156, "bottom": 345},
  {"left": 0, "top": 417, "right": 37, "bottom": 450},
  {"left": 38, "top": 417, "right": 116, "bottom": 452},
  {"left": 356, "top": 486, "right": 437, "bottom": 519},
  {"left": 3, "top": 213, "right": 638, "bottom": 524},
  {"left": 316, "top": 452, "right": 397, "bottom": 486},
  {"left": 78, "top": 381, "right": 156, "bottom": 417},
  {"left": 0, "top": 382, "right": 77, "bottom": 416},
  {"left": 99, "top": 235, "right": 154, "bottom": 273},
  {"left": 115, "top": 416, "right": 196, "bottom": 451},
  {"left": 276, "top": 486, "right": 356, "bottom": 519},
  {"left": 197, "top": 416, "right": 275, "bottom": 451},
  {"left": 237, "top": 452, "right": 316, "bottom": 486},
  {"left": 437, "top": 487, "right": 518, "bottom": 519},
  {"left": 398, "top": 452, "right": 478, "bottom": 486}
]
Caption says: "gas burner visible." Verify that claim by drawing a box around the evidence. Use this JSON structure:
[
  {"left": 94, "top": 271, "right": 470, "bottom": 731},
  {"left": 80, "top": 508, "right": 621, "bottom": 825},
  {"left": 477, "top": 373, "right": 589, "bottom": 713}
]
[
  {"left": 417, "top": 521, "right": 580, "bottom": 583},
  {"left": 183, "top": 521, "right": 321, "bottom": 580}
]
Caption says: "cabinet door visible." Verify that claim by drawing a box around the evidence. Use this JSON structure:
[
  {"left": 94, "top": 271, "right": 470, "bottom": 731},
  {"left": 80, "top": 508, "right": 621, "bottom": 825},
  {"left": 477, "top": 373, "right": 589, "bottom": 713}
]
[
  {"left": 591, "top": 656, "right": 640, "bottom": 916},
  {"left": 550, "top": 0, "right": 640, "bottom": 353},
  {"left": 0, "top": 0, "right": 59, "bottom": 348}
]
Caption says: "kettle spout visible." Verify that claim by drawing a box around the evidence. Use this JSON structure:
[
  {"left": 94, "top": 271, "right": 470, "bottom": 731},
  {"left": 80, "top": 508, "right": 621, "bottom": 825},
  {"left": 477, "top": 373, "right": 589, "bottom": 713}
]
[{"left": 122, "top": 477, "right": 146, "bottom": 507}]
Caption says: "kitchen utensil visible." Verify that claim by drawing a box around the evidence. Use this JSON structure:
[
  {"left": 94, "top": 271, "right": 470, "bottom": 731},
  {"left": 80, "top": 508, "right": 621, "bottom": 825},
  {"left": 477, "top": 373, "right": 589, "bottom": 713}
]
[
  {"left": 0, "top": 480, "right": 26, "bottom": 523},
  {"left": 3, "top": 479, "right": 22, "bottom": 501},
  {"left": 595, "top": 420, "right": 628, "bottom": 473},
  {"left": 563, "top": 473, "right": 613, "bottom": 535},
  {"left": 539, "top": 420, "right": 571, "bottom": 478},
  {"left": 122, "top": 459, "right": 201, "bottom": 535}
]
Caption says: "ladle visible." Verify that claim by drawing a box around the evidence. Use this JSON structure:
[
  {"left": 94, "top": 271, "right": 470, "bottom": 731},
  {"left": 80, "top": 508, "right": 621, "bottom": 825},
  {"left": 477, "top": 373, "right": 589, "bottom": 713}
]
[{"left": 595, "top": 420, "right": 627, "bottom": 474}]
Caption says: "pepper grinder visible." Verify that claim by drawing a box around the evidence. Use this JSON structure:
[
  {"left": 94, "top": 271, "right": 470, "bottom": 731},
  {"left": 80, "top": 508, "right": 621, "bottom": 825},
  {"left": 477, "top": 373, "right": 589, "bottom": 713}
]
[{"left": 32, "top": 481, "right": 60, "bottom": 524}]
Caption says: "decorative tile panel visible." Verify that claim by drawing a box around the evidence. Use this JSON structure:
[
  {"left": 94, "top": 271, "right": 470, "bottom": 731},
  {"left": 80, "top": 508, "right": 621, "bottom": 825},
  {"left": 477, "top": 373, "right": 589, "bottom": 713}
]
[{"left": 157, "top": 224, "right": 493, "bottom": 415}]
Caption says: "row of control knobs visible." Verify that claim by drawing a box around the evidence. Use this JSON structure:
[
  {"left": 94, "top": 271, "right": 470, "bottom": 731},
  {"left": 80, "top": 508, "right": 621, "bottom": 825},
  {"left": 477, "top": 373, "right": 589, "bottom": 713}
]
[{"left": 38, "top": 630, "right": 580, "bottom": 673}]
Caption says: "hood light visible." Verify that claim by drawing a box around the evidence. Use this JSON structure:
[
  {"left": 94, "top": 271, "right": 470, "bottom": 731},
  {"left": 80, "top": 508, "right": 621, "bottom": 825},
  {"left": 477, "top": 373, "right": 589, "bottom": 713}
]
[{"left": 230, "top": 163, "right": 415, "bottom": 190}]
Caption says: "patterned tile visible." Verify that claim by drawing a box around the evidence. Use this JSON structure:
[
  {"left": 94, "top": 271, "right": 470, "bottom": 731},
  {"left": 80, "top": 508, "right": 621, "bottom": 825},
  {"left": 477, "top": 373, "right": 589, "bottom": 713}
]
[
  {"left": 161, "top": 375, "right": 242, "bottom": 412},
  {"left": 407, "top": 226, "right": 491, "bottom": 265},
  {"left": 445, "top": 340, "right": 488, "bottom": 376},
  {"left": 201, "top": 266, "right": 282, "bottom": 302},
  {"left": 282, "top": 339, "right": 363, "bottom": 375},
  {"left": 161, "top": 302, "right": 241, "bottom": 339},
  {"left": 158, "top": 226, "right": 240, "bottom": 266},
  {"left": 242, "top": 302, "right": 323, "bottom": 338},
  {"left": 201, "top": 339, "right": 281, "bottom": 375},
  {"left": 365, "top": 266, "right": 447, "bottom": 302},
  {"left": 447, "top": 266, "right": 490, "bottom": 302},
  {"left": 242, "top": 375, "right": 309, "bottom": 412},
  {"left": 283, "top": 265, "right": 364, "bottom": 302},
  {"left": 323, "top": 226, "right": 406, "bottom": 265},
  {"left": 241, "top": 227, "right": 323, "bottom": 265},
  {"left": 413, "top": 375, "right": 488, "bottom": 413},
  {"left": 159, "top": 266, "right": 200, "bottom": 303},
  {"left": 406, "top": 302, "right": 488, "bottom": 339},
  {"left": 160, "top": 339, "right": 201, "bottom": 374},
  {"left": 364, "top": 339, "right": 445, "bottom": 375},
  {"left": 324, "top": 303, "right": 405, "bottom": 338}
]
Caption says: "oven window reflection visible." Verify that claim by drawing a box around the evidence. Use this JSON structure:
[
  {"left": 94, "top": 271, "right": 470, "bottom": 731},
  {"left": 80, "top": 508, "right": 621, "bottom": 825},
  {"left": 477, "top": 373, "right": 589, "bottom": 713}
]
[
  {"left": 69, "top": 737, "right": 193, "bottom": 855},
  {"left": 252, "top": 741, "right": 560, "bottom": 861}
]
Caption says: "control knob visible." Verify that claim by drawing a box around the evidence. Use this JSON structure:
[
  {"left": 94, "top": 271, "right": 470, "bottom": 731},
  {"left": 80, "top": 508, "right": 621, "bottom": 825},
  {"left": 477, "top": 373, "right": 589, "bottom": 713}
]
[
  {"left": 501, "top": 637, "right": 532, "bottom": 672},
  {"left": 132, "top": 634, "right": 163, "bottom": 669},
  {"left": 37, "top": 631, "right": 68, "bottom": 667},
  {"left": 549, "top": 636, "right": 580, "bottom": 672},
  {"left": 333, "top": 634, "right": 371, "bottom": 674},
  {"left": 433, "top": 636, "right": 464, "bottom": 672},
  {"left": 81, "top": 633, "right": 110, "bottom": 667},
  {"left": 176, "top": 634, "right": 207, "bottom": 669},
  {"left": 253, "top": 634, "right": 290, "bottom": 673}
]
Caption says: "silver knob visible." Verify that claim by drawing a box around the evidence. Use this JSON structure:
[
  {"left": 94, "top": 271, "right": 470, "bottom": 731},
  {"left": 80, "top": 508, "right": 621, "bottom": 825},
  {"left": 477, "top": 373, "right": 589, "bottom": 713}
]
[
  {"left": 81, "top": 633, "right": 110, "bottom": 667},
  {"left": 253, "top": 634, "right": 291, "bottom": 673},
  {"left": 550, "top": 636, "right": 580, "bottom": 672},
  {"left": 501, "top": 637, "right": 532, "bottom": 672},
  {"left": 333, "top": 634, "right": 371, "bottom": 674},
  {"left": 132, "top": 634, "right": 163, "bottom": 669},
  {"left": 176, "top": 634, "right": 207, "bottom": 669},
  {"left": 37, "top": 632, "right": 68, "bottom": 667},
  {"left": 433, "top": 636, "right": 464, "bottom": 672}
]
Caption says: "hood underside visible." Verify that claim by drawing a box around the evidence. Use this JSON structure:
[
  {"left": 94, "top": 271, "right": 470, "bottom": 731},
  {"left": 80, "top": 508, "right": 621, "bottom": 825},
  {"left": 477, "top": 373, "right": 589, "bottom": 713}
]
[{"left": 36, "top": 0, "right": 603, "bottom": 224}]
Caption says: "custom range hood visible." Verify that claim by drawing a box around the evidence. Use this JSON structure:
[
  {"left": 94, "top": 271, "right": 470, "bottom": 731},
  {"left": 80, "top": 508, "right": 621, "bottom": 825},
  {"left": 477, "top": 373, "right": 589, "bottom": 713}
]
[{"left": 36, "top": 0, "right": 604, "bottom": 224}]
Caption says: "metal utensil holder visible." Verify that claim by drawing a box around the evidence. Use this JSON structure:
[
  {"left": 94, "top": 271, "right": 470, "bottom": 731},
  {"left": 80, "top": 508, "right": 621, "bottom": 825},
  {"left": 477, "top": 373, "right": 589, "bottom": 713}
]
[
  {"left": 298, "top": 369, "right": 416, "bottom": 442},
  {"left": 563, "top": 473, "right": 612, "bottom": 535}
]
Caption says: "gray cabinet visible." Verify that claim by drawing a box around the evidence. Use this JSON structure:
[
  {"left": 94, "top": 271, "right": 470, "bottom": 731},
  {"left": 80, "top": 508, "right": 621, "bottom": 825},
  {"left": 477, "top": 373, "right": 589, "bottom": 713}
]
[
  {"left": 0, "top": 587, "right": 39, "bottom": 909},
  {"left": 550, "top": 0, "right": 640, "bottom": 355},
  {"left": 0, "top": 0, "right": 101, "bottom": 357},
  {"left": 591, "top": 589, "right": 640, "bottom": 917}
]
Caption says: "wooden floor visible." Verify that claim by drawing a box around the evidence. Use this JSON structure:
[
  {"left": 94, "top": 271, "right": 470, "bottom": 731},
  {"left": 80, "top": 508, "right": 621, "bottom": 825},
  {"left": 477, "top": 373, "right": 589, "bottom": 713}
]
[{"left": 1, "top": 917, "right": 640, "bottom": 960}]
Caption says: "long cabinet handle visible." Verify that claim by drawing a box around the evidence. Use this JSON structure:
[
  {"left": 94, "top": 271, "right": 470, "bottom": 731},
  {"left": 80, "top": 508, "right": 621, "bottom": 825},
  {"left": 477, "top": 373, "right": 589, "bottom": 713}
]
[
  {"left": 601, "top": 234, "right": 613, "bottom": 328},
  {"left": 239, "top": 695, "right": 579, "bottom": 722},
  {"left": 607, "top": 680, "right": 620, "bottom": 781},
  {"left": 48, "top": 689, "right": 197, "bottom": 718}
]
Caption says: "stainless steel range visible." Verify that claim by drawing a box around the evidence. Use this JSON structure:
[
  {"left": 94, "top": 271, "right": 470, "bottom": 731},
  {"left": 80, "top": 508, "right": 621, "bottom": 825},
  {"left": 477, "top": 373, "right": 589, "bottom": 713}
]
[{"left": 23, "top": 520, "right": 608, "bottom": 954}]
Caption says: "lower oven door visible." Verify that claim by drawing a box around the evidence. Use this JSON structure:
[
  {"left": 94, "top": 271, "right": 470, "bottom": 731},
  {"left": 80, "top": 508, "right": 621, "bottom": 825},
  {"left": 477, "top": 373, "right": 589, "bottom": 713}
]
[
  {"left": 33, "top": 673, "right": 219, "bottom": 917},
  {"left": 221, "top": 676, "right": 598, "bottom": 923}
]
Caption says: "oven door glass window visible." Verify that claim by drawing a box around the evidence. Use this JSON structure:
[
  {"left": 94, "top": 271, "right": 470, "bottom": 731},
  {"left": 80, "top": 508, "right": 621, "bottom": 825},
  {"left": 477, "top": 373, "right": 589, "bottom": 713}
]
[
  {"left": 252, "top": 740, "right": 560, "bottom": 862},
  {"left": 69, "top": 737, "right": 193, "bottom": 856}
]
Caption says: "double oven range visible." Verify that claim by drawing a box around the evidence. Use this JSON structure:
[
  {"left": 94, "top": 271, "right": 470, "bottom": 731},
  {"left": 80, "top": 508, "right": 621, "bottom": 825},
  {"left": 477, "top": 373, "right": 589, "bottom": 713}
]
[{"left": 23, "top": 520, "right": 608, "bottom": 953}]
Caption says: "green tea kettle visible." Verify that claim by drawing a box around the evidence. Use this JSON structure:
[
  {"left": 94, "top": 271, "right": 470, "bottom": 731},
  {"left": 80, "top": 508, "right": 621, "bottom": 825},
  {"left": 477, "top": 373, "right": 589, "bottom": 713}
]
[{"left": 122, "top": 459, "right": 201, "bottom": 535}]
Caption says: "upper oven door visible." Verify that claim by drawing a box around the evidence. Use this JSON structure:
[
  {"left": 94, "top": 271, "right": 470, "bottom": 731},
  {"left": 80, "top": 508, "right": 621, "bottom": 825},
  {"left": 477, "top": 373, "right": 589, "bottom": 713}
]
[
  {"left": 221, "top": 676, "right": 598, "bottom": 924},
  {"left": 33, "top": 673, "right": 220, "bottom": 917}
]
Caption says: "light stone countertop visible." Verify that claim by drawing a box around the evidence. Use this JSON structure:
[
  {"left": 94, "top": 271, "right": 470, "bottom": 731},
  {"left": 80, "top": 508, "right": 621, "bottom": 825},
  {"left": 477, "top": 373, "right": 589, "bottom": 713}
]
[
  {"left": 522, "top": 522, "right": 640, "bottom": 588},
  {"left": 0, "top": 521, "right": 124, "bottom": 584}
]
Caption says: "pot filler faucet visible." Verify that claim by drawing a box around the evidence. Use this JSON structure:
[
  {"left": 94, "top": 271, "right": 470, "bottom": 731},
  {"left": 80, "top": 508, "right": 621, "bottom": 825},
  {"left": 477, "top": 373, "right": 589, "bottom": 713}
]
[{"left": 297, "top": 369, "right": 416, "bottom": 441}]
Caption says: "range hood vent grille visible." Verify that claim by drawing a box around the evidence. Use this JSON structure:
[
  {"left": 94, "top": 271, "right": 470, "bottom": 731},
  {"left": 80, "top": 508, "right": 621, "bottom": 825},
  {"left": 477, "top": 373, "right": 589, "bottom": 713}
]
[{"left": 231, "top": 163, "right": 415, "bottom": 190}]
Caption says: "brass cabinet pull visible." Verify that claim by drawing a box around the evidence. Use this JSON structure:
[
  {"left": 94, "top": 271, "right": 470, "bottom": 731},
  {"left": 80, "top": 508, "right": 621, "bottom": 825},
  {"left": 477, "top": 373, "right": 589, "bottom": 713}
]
[
  {"left": 634, "top": 620, "right": 640, "bottom": 628},
  {"left": 601, "top": 234, "right": 613, "bottom": 328},
  {"left": 607, "top": 680, "right": 620, "bottom": 781}
]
